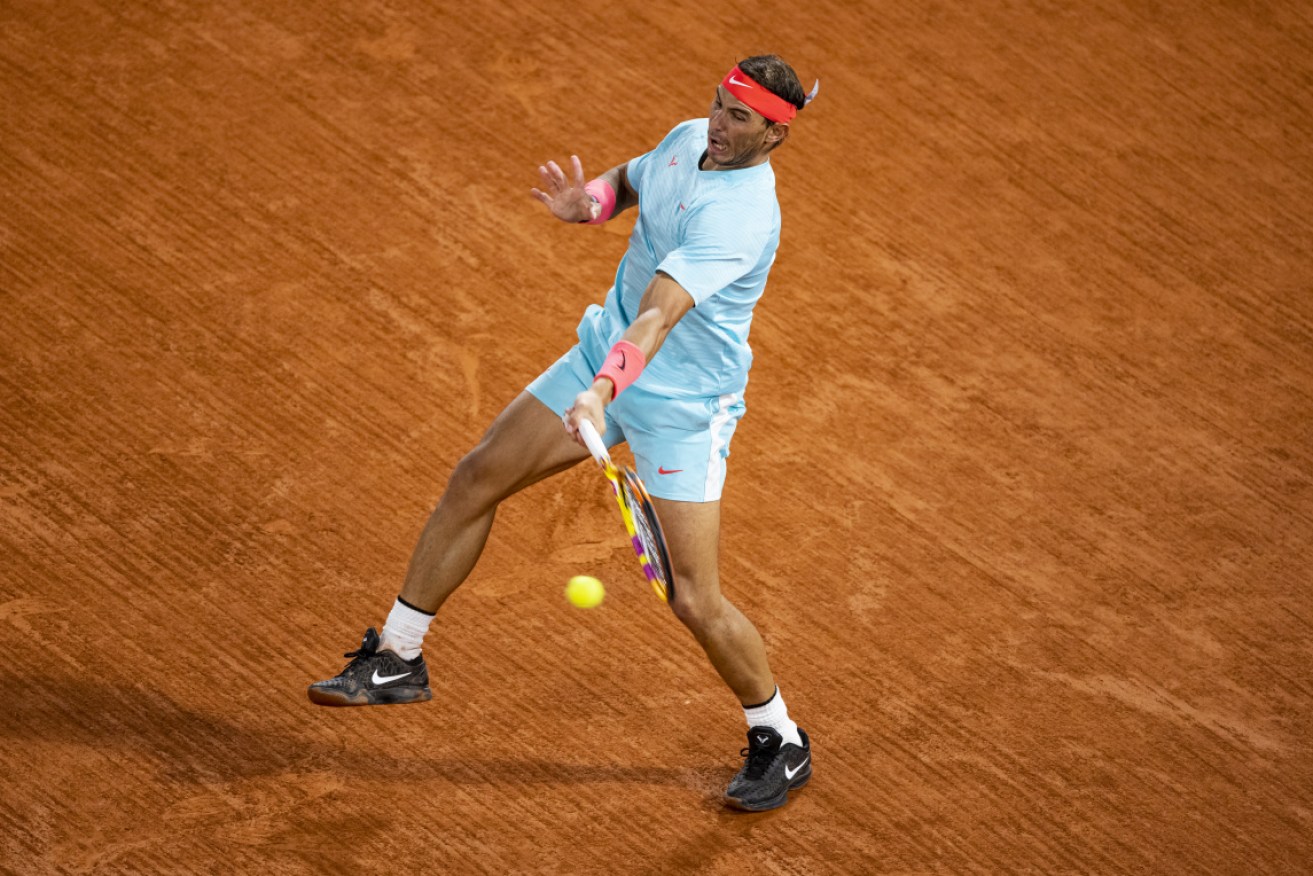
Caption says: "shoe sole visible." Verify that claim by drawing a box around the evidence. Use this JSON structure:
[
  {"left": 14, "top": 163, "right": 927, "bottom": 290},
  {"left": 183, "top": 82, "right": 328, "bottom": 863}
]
[
  {"left": 724, "top": 769, "right": 811, "bottom": 812},
  {"left": 307, "top": 685, "right": 433, "bottom": 707}
]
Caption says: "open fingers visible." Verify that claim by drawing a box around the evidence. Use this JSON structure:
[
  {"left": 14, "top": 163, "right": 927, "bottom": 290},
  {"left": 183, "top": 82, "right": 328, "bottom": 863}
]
[
  {"left": 545, "top": 160, "right": 568, "bottom": 189},
  {"left": 533, "top": 156, "right": 591, "bottom": 216},
  {"left": 538, "top": 164, "right": 561, "bottom": 191}
]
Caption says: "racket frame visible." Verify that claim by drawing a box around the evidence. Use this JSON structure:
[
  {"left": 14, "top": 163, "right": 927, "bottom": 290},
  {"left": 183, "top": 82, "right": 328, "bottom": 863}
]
[{"left": 577, "top": 419, "right": 675, "bottom": 603}]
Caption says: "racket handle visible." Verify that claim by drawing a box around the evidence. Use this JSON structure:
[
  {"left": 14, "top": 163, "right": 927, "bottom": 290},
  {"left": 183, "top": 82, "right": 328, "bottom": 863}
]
[{"left": 577, "top": 418, "right": 610, "bottom": 465}]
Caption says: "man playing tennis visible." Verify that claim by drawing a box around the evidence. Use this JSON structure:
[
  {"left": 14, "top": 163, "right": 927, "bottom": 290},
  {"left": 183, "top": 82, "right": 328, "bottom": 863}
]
[{"left": 309, "top": 54, "right": 816, "bottom": 812}]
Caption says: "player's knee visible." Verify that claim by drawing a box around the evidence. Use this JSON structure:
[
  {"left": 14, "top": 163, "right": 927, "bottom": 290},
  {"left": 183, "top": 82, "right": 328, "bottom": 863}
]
[
  {"left": 669, "top": 588, "right": 727, "bottom": 639},
  {"left": 446, "top": 443, "right": 509, "bottom": 509}
]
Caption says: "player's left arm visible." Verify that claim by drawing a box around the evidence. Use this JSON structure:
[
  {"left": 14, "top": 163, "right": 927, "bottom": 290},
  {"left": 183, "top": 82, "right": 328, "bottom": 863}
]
[
  {"left": 612, "top": 271, "right": 693, "bottom": 367},
  {"left": 565, "top": 272, "right": 693, "bottom": 438}
]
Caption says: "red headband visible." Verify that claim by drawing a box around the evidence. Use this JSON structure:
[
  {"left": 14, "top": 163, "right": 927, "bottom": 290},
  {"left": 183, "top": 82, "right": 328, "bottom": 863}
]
[{"left": 720, "top": 65, "right": 798, "bottom": 124}]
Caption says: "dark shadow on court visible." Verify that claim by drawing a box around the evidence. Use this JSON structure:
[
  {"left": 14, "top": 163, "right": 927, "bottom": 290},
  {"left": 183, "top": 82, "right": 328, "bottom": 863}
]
[{"left": 0, "top": 673, "right": 715, "bottom": 790}]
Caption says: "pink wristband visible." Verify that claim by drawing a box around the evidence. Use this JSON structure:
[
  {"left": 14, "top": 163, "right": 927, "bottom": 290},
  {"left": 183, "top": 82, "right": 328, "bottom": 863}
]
[
  {"left": 595, "top": 340, "right": 646, "bottom": 400},
  {"left": 583, "top": 179, "right": 616, "bottom": 225}
]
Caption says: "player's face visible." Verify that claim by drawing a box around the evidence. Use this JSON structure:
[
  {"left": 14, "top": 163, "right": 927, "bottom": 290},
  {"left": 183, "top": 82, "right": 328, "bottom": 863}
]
[{"left": 705, "top": 86, "right": 787, "bottom": 170}]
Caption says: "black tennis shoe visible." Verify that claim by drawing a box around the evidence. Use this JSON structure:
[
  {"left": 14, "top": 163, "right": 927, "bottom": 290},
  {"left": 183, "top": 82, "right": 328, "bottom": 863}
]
[
  {"left": 307, "top": 627, "right": 432, "bottom": 706},
  {"left": 724, "top": 726, "right": 812, "bottom": 811}
]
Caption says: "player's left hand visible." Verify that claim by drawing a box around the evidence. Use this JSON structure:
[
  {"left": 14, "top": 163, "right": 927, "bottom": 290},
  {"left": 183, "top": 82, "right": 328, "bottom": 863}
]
[
  {"left": 564, "top": 386, "right": 608, "bottom": 448},
  {"left": 530, "top": 155, "right": 596, "bottom": 223}
]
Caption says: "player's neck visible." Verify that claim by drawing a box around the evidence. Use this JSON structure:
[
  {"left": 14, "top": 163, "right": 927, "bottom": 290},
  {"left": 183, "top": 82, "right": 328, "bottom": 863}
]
[{"left": 698, "top": 149, "right": 770, "bottom": 172}]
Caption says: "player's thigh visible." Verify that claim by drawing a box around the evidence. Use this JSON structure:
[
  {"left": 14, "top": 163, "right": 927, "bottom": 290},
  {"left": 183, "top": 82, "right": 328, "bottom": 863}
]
[
  {"left": 650, "top": 495, "right": 724, "bottom": 614},
  {"left": 458, "top": 338, "right": 624, "bottom": 501},
  {"left": 456, "top": 391, "right": 589, "bottom": 501}
]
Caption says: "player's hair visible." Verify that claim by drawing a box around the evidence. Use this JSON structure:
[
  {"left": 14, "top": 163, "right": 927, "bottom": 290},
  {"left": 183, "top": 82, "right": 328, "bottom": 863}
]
[{"left": 737, "top": 54, "right": 806, "bottom": 119}]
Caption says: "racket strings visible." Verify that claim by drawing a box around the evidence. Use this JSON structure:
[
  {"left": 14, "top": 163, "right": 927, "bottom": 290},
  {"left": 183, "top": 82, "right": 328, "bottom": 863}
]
[{"left": 622, "top": 480, "right": 670, "bottom": 586}]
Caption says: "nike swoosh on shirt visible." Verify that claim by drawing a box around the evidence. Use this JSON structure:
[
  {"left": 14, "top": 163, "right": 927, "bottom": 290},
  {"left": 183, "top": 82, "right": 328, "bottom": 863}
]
[
  {"left": 372, "top": 669, "right": 412, "bottom": 685},
  {"left": 784, "top": 756, "right": 810, "bottom": 780},
  {"left": 658, "top": 467, "right": 684, "bottom": 475}
]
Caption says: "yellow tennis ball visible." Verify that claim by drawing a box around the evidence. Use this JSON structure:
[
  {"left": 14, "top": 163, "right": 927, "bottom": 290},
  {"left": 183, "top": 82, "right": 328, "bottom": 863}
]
[{"left": 566, "top": 575, "right": 605, "bottom": 608}]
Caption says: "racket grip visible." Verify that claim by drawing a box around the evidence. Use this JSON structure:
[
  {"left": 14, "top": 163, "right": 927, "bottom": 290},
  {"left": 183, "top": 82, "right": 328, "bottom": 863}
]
[{"left": 577, "top": 418, "right": 610, "bottom": 465}]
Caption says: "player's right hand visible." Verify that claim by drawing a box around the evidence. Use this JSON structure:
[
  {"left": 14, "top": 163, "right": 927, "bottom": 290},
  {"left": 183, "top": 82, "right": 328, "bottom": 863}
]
[{"left": 530, "top": 155, "right": 596, "bottom": 223}]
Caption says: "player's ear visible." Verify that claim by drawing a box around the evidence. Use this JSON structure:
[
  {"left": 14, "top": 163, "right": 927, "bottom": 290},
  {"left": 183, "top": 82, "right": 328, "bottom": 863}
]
[{"left": 766, "top": 123, "right": 790, "bottom": 149}]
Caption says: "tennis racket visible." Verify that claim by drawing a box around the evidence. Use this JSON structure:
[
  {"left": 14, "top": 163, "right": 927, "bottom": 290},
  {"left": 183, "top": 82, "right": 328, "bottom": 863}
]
[{"left": 577, "top": 419, "right": 675, "bottom": 603}]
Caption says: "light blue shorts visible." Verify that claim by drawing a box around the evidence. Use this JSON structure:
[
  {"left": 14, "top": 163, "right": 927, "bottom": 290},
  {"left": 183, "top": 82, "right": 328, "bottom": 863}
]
[{"left": 527, "top": 342, "right": 746, "bottom": 503}]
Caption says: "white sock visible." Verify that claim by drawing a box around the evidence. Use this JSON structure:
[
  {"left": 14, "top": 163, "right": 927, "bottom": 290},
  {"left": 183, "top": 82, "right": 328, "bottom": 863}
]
[
  {"left": 379, "top": 597, "right": 434, "bottom": 661},
  {"left": 743, "top": 687, "right": 803, "bottom": 748}
]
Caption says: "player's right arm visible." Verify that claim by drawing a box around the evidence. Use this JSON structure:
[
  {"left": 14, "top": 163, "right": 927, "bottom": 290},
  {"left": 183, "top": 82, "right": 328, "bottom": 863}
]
[
  {"left": 530, "top": 155, "right": 637, "bottom": 223},
  {"left": 591, "top": 160, "right": 637, "bottom": 215}
]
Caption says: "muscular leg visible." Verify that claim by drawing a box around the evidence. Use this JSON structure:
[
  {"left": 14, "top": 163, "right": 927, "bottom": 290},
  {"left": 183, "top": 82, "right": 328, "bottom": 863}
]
[
  {"left": 653, "top": 496, "right": 777, "bottom": 706},
  {"left": 399, "top": 392, "right": 589, "bottom": 613}
]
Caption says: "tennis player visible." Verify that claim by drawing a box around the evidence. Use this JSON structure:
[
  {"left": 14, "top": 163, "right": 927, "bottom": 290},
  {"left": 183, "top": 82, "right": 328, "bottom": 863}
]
[{"left": 309, "top": 54, "right": 816, "bottom": 812}]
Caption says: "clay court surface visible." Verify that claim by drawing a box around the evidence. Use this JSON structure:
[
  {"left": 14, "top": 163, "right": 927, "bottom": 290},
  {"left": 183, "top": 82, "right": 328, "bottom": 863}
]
[{"left": 3, "top": 0, "right": 1312, "bottom": 872}]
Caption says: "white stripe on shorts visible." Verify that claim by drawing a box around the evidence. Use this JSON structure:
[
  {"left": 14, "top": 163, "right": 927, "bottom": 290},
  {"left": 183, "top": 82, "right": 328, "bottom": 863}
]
[{"left": 703, "top": 392, "right": 740, "bottom": 502}]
